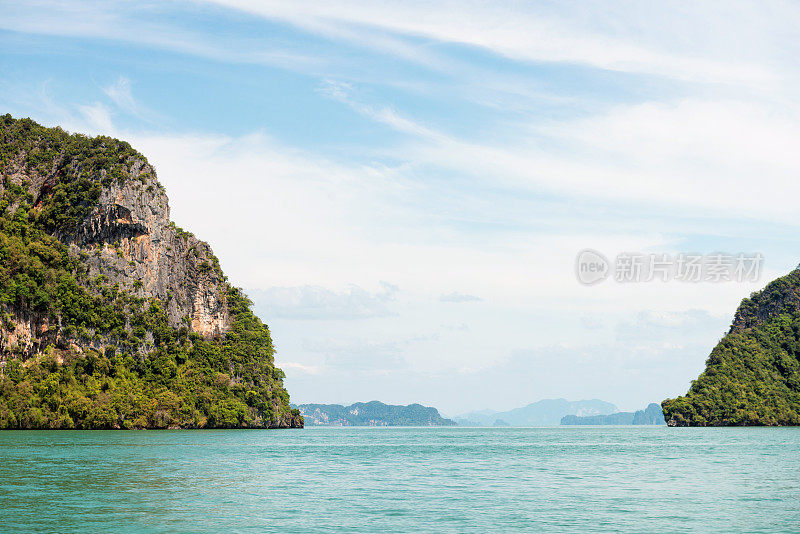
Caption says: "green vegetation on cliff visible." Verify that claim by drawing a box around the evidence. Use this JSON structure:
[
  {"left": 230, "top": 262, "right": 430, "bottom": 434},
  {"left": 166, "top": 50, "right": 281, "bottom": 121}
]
[
  {"left": 0, "top": 114, "right": 142, "bottom": 234},
  {"left": 0, "top": 115, "right": 301, "bottom": 429},
  {"left": 663, "top": 269, "right": 800, "bottom": 426}
]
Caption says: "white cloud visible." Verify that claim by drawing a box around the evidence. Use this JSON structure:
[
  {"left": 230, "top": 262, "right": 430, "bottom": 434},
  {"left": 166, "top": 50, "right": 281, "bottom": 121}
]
[
  {"left": 614, "top": 309, "right": 730, "bottom": 346},
  {"left": 208, "top": 0, "right": 787, "bottom": 85},
  {"left": 278, "top": 362, "right": 323, "bottom": 375},
  {"left": 7, "top": 1, "right": 794, "bottom": 98},
  {"left": 103, "top": 77, "right": 135, "bottom": 112},
  {"left": 0, "top": 1, "right": 324, "bottom": 72},
  {"left": 320, "top": 81, "right": 800, "bottom": 225},
  {"left": 76, "top": 102, "right": 113, "bottom": 133},
  {"left": 249, "top": 283, "right": 398, "bottom": 320},
  {"left": 439, "top": 292, "right": 482, "bottom": 303},
  {"left": 531, "top": 98, "right": 800, "bottom": 219},
  {"left": 294, "top": 335, "right": 418, "bottom": 373},
  {"left": 580, "top": 317, "right": 604, "bottom": 330}
]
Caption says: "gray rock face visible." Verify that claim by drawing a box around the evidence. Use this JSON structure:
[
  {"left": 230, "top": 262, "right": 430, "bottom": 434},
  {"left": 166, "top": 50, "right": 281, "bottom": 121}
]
[
  {"left": 0, "top": 307, "right": 58, "bottom": 360},
  {"left": 729, "top": 269, "right": 800, "bottom": 334},
  {"left": 7, "top": 153, "right": 230, "bottom": 339}
]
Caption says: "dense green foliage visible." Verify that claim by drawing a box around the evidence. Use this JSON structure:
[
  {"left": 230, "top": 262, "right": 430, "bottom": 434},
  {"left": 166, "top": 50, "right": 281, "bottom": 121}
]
[
  {"left": 730, "top": 270, "right": 800, "bottom": 332},
  {"left": 0, "top": 116, "right": 301, "bottom": 429},
  {"left": 0, "top": 286, "right": 298, "bottom": 429},
  {"left": 0, "top": 181, "right": 111, "bottom": 336},
  {"left": 0, "top": 114, "right": 143, "bottom": 234},
  {"left": 663, "top": 270, "right": 800, "bottom": 426}
]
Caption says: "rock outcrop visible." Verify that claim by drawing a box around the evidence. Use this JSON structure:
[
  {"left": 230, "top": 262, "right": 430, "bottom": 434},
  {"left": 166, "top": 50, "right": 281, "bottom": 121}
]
[
  {"left": 0, "top": 114, "right": 301, "bottom": 429},
  {"left": 663, "top": 267, "right": 800, "bottom": 426},
  {"left": 6, "top": 146, "right": 229, "bottom": 339},
  {"left": 728, "top": 270, "right": 800, "bottom": 334}
]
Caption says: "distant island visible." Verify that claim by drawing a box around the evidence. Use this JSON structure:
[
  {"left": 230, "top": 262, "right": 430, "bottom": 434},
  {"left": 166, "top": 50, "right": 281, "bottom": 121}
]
[
  {"left": 561, "top": 403, "right": 665, "bottom": 425},
  {"left": 296, "top": 401, "right": 456, "bottom": 426},
  {"left": 454, "top": 398, "right": 617, "bottom": 426},
  {"left": 663, "top": 266, "right": 800, "bottom": 426}
]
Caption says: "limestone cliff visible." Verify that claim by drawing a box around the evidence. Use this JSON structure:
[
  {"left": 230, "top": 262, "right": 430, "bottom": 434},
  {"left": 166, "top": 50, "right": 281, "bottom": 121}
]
[
  {"left": 663, "top": 268, "right": 800, "bottom": 426},
  {"left": 5, "top": 137, "right": 229, "bottom": 340},
  {"left": 0, "top": 115, "right": 302, "bottom": 429}
]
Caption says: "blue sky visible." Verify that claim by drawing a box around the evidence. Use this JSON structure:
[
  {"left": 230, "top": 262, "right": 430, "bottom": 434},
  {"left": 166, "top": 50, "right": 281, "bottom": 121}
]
[{"left": 3, "top": 1, "right": 800, "bottom": 414}]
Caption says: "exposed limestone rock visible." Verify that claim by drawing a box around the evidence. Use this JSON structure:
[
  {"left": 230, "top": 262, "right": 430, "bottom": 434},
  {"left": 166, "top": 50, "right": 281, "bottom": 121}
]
[
  {"left": 5, "top": 154, "right": 230, "bottom": 340},
  {"left": 0, "top": 115, "right": 301, "bottom": 429}
]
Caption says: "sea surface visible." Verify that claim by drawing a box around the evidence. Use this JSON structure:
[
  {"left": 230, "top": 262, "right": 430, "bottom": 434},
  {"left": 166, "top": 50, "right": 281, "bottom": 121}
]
[{"left": 1, "top": 426, "right": 799, "bottom": 533}]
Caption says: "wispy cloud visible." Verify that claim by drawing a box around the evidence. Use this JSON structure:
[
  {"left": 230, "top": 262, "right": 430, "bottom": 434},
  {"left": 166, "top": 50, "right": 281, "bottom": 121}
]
[
  {"left": 76, "top": 102, "right": 113, "bottom": 132},
  {"left": 439, "top": 292, "right": 482, "bottom": 303},
  {"left": 207, "top": 0, "right": 786, "bottom": 85},
  {"left": 0, "top": 0, "right": 324, "bottom": 71},
  {"left": 249, "top": 283, "right": 399, "bottom": 320},
  {"left": 103, "top": 77, "right": 135, "bottom": 112},
  {"left": 318, "top": 338, "right": 408, "bottom": 372},
  {"left": 317, "top": 79, "right": 446, "bottom": 141},
  {"left": 278, "top": 361, "right": 323, "bottom": 375},
  {"left": 317, "top": 78, "right": 800, "bottom": 224}
]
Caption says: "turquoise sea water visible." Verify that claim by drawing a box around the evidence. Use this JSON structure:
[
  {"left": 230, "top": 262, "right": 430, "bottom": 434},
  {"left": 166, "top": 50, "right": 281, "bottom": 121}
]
[{"left": 1, "top": 427, "right": 799, "bottom": 533}]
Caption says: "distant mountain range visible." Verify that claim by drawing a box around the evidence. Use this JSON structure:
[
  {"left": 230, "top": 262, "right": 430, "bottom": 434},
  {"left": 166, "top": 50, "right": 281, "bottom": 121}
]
[
  {"left": 298, "top": 398, "right": 665, "bottom": 427},
  {"left": 560, "top": 403, "right": 665, "bottom": 425},
  {"left": 453, "top": 399, "right": 617, "bottom": 426},
  {"left": 295, "top": 401, "right": 456, "bottom": 426}
]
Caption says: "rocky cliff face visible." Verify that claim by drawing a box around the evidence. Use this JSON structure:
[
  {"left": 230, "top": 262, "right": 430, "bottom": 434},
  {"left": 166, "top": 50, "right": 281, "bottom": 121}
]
[
  {"left": 0, "top": 115, "right": 301, "bottom": 429},
  {"left": 5, "top": 147, "right": 229, "bottom": 340},
  {"left": 728, "top": 269, "right": 800, "bottom": 334},
  {"left": 663, "top": 268, "right": 800, "bottom": 426}
]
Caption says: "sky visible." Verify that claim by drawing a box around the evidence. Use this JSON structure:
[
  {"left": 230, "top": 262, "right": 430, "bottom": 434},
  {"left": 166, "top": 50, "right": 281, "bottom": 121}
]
[{"left": 2, "top": 1, "right": 800, "bottom": 414}]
